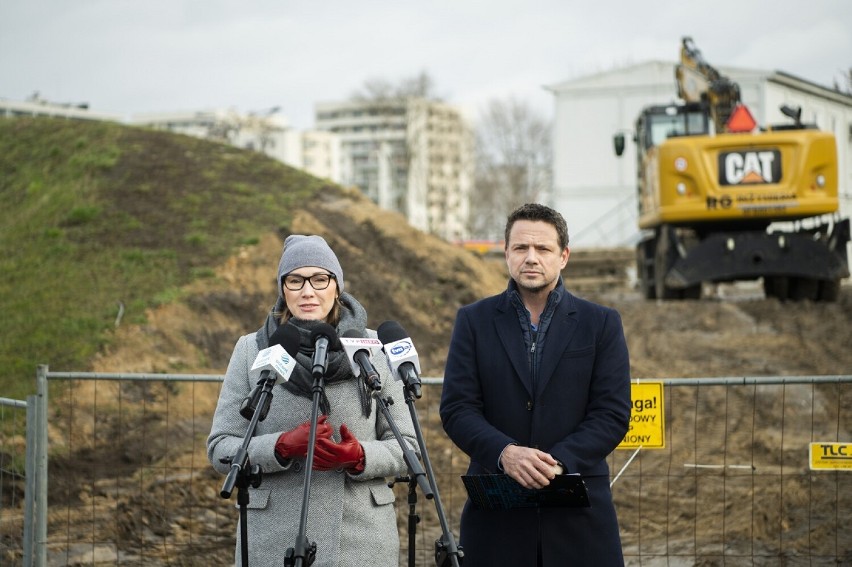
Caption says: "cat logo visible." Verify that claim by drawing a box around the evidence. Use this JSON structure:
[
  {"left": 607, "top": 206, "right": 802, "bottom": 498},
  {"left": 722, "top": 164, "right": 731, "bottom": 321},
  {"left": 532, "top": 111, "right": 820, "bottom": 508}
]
[{"left": 718, "top": 150, "right": 782, "bottom": 186}]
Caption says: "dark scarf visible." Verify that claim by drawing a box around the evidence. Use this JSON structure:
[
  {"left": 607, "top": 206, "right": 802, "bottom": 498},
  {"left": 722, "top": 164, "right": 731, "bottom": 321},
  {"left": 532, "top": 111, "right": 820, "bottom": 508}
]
[
  {"left": 508, "top": 276, "right": 564, "bottom": 389},
  {"left": 255, "top": 292, "right": 372, "bottom": 417}
]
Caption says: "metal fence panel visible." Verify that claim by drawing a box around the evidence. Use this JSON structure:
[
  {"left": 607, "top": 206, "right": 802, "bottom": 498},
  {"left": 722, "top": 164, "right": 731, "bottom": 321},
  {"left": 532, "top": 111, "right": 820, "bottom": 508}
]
[
  {"left": 611, "top": 379, "right": 852, "bottom": 566},
  {"left": 0, "top": 396, "right": 31, "bottom": 565}
]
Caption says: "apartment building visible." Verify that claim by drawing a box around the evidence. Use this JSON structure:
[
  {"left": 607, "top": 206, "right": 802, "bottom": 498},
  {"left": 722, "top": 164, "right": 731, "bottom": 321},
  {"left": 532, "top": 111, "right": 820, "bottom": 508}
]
[
  {"left": 315, "top": 97, "right": 473, "bottom": 241},
  {"left": 131, "top": 109, "right": 342, "bottom": 183}
]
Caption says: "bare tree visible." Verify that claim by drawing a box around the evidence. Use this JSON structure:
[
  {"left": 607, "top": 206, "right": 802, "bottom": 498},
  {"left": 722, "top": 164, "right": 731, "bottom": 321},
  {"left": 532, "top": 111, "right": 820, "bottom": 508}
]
[
  {"left": 205, "top": 107, "right": 283, "bottom": 155},
  {"left": 244, "top": 107, "right": 283, "bottom": 154},
  {"left": 833, "top": 68, "right": 852, "bottom": 95},
  {"left": 206, "top": 109, "right": 243, "bottom": 143},
  {"left": 351, "top": 77, "right": 397, "bottom": 102},
  {"left": 470, "top": 97, "right": 552, "bottom": 240},
  {"left": 397, "top": 70, "right": 437, "bottom": 99},
  {"left": 350, "top": 69, "right": 441, "bottom": 102}
]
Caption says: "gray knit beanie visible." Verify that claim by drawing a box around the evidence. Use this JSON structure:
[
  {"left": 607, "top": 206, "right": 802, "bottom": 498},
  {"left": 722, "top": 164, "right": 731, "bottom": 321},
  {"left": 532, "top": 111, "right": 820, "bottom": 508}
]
[{"left": 277, "top": 235, "right": 344, "bottom": 299}]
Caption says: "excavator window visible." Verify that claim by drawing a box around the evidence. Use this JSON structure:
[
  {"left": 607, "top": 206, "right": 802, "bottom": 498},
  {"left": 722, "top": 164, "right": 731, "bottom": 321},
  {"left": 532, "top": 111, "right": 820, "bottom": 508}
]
[{"left": 643, "top": 106, "right": 709, "bottom": 149}]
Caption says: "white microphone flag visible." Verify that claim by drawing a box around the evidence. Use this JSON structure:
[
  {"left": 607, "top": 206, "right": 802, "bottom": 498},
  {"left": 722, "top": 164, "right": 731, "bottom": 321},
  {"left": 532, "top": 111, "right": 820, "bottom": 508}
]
[
  {"left": 250, "top": 344, "right": 297, "bottom": 384},
  {"left": 340, "top": 336, "right": 383, "bottom": 376}
]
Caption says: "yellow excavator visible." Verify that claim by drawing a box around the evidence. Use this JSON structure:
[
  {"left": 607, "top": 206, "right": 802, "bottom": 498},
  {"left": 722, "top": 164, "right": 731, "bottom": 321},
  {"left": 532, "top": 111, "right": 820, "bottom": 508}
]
[{"left": 615, "top": 37, "right": 849, "bottom": 300}]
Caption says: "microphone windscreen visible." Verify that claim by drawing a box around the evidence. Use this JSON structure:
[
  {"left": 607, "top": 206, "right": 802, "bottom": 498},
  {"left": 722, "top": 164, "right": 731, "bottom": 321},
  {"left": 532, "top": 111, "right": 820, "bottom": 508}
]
[
  {"left": 269, "top": 324, "right": 301, "bottom": 357},
  {"left": 341, "top": 329, "right": 363, "bottom": 340},
  {"left": 377, "top": 320, "right": 408, "bottom": 344},
  {"left": 310, "top": 322, "right": 341, "bottom": 350}
]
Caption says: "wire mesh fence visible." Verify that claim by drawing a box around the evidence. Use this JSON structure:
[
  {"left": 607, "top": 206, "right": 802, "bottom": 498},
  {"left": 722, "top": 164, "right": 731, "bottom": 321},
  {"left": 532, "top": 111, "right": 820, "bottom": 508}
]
[
  {"left": 0, "top": 396, "right": 31, "bottom": 564},
  {"left": 1, "top": 371, "right": 850, "bottom": 565},
  {"left": 611, "top": 379, "right": 851, "bottom": 566}
]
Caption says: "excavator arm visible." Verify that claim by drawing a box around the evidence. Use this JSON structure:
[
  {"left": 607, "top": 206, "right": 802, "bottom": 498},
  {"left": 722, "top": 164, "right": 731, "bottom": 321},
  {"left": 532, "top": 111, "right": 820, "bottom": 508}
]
[{"left": 675, "top": 37, "right": 741, "bottom": 132}]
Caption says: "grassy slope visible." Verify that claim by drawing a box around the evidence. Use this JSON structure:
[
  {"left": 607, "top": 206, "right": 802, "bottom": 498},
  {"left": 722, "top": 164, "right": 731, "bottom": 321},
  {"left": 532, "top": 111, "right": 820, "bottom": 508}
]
[{"left": 0, "top": 117, "right": 331, "bottom": 398}]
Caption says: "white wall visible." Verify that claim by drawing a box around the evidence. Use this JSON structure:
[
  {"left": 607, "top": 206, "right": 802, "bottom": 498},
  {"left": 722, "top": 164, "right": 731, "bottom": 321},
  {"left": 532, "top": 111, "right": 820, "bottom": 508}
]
[{"left": 550, "top": 62, "right": 677, "bottom": 246}]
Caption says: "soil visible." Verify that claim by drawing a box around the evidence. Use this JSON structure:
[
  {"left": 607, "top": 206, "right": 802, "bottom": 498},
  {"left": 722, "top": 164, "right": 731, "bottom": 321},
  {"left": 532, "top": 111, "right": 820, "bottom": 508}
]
[{"left": 10, "top": 188, "right": 852, "bottom": 565}]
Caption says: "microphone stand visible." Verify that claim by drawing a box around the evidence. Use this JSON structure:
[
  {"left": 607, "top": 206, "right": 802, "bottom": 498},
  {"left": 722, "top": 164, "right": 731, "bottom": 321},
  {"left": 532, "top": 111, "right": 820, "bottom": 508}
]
[
  {"left": 363, "top": 379, "right": 443, "bottom": 565},
  {"left": 388, "top": 473, "right": 421, "bottom": 567},
  {"left": 400, "top": 379, "right": 463, "bottom": 567},
  {"left": 220, "top": 372, "right": 278, "bottom": 567},
  {"left": 284, "top": 370, "right": 323, "bottom": 567},
  {"left": 364, "top": 378, "right": 432, "bottom": 494}
]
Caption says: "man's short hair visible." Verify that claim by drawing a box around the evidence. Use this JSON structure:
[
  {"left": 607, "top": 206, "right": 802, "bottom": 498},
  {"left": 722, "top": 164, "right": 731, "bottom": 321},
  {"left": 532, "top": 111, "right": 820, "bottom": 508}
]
[{"left": 504, "top": 203, "right": 570, "bottom": 250}]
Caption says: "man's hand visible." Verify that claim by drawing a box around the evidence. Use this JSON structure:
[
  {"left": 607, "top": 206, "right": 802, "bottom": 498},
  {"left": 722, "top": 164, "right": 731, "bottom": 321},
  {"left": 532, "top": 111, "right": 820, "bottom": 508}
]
[{"left": 500, "top": 445, "right": 560, "bottom": 489}]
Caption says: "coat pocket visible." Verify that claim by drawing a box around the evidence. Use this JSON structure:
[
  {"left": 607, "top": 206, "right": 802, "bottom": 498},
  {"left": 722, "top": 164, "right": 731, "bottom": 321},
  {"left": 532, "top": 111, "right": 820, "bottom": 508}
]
[
  {"left": 369, "top": 483, "right": 396, "bottom": 506},
  {"left": 561, "top": 345, "right": 594, "bottom": 358},
  {"left": 236, "top": 487, "right": 271, "bottom": 510}
]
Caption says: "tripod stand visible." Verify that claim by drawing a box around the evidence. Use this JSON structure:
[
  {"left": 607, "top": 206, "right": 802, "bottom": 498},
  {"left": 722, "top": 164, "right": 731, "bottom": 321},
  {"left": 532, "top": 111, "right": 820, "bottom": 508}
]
[
  {"left": 219, "top": 370, "right": 278, "bottom": 567},
  {"left": 394, "top": 380, "right": 463, "bottom": 567}
]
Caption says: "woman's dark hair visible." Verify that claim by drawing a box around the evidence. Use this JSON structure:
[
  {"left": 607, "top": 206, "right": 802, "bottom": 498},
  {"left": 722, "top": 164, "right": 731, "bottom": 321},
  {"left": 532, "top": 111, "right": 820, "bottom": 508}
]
[{"left": 504, "top": 203, "right": 570, "bottom": 250}]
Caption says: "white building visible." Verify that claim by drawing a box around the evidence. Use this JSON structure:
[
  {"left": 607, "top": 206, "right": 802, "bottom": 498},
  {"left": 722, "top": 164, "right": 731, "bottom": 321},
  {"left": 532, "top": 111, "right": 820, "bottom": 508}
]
[
  {"left": 546, "top": 61, "right": 852, "bottom": 247},
  {"left": 315, "top": 97, "right": 473, "bottom": 241},
  {"left": 131, "top": 109, "right": 342, "bottom": 183},
  {"left": 1, "top": 94, "right": 122, "bottom": 122}
]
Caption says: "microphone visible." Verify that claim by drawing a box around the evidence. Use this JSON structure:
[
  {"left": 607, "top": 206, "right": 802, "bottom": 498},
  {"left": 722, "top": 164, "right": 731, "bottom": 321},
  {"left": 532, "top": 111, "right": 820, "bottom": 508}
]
[
  {"left": 241, "top": 324, "right": 301, "bottom": 420},
  {"left": 377, "top": 321, "right": 422, "bottom": 399},
  {"left": 249, "top": 324, "right": 301, "bottom": 386},
  {"left": 310, "top": 322, "right": 340, "bottom": 379},
  {"left": 340, "top": 329, "right": 383, "bottom": 391}
]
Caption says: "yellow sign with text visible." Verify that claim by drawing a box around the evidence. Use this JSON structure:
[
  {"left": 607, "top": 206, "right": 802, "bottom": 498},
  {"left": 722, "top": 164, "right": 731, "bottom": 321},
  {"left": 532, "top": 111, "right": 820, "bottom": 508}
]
[
  {"left": 618, "top": 382, "right": 665, "bottom": 449},
  {"left": 810, "top": 442, "right": 852, "bottom": 470}
]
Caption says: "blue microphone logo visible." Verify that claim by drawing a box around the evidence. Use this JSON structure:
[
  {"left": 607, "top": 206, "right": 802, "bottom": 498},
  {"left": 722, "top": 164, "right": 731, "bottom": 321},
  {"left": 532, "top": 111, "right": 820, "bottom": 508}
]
[{"left": 389, "top": 341, "right": 413, "bottom": 356}]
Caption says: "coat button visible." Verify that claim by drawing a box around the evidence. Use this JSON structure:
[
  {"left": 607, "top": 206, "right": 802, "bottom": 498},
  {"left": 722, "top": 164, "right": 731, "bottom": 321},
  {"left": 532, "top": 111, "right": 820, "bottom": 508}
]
[{"left": 526, "top": 400, "right": 533, "bottom": 410}]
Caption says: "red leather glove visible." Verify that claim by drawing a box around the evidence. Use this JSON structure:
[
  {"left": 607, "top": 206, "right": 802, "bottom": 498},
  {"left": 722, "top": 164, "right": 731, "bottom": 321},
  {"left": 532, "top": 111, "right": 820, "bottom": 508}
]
[
  {"left": 275, "top": 415, "right": 332, "bottom": 461},
  {"left": 313, "top": 423, "right": 365, "bottom": 473}
]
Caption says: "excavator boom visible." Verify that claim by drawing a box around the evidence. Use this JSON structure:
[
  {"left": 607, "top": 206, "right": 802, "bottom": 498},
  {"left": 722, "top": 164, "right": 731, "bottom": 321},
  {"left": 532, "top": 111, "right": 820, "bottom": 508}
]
[{"left": 675, "top": 37, "right": 741, "bottom": 132}]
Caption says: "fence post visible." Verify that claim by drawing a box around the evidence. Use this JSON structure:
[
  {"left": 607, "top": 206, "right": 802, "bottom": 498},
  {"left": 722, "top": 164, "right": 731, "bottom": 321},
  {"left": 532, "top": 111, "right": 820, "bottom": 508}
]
[
  {"left": 35, "top": 365, "right": 48, "bottom": 567},
  {"left": 23, "top": 395, "right": 37, "bottom": 566}
]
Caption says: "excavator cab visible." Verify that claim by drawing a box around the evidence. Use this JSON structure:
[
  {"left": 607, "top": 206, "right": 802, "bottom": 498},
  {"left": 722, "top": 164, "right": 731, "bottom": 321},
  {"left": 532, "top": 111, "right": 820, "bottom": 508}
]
[
  {"left": 614, "top": 103, "right": 709, "bottom": 157},
  {"left": 637, "top": 103, "right": 709, "bottom": 150}
]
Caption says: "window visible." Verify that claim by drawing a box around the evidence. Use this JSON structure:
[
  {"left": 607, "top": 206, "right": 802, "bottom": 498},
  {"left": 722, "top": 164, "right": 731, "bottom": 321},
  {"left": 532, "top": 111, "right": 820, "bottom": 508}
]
[{"left": 646, "top": 108, "right": 708, "bottom": 148}]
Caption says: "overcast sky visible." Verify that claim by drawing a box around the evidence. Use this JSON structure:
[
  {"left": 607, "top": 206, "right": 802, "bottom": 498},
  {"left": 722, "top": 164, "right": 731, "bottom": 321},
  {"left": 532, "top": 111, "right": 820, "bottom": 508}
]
[{"left": 2, "top": 1, "right": 850, "bottom": 129}]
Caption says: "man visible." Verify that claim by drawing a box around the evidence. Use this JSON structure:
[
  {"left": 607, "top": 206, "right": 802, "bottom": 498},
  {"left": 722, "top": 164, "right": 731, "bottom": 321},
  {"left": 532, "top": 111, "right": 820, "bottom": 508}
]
[{"left": 440, "top": 203, "right": 631, "bottom": 566}]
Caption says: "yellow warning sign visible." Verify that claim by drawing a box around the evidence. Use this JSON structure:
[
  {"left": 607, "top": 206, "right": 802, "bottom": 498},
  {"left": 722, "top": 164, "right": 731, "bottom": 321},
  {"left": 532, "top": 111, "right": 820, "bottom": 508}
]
[
  {"left": 809, "top": 442, "right": 852, "bottom": 470},
  {"left": 618, "top": 382, "right": 665, "bottom": 450}
]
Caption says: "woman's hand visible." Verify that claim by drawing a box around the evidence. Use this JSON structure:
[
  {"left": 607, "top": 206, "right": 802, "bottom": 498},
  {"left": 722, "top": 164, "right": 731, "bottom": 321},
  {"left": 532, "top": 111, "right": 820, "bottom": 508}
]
[
  {"left": 313, "top": 423, "right": 365, "bottom": 473},
  {"left": 275, "top": 415, "right": 333, "bottom": 460}
]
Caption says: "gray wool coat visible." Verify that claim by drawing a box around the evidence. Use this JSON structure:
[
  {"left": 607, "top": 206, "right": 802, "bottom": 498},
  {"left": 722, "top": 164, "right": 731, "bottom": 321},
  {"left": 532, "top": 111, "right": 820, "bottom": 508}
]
[{"left": 207, "top": 329, "right": 417, "bottom": 567}]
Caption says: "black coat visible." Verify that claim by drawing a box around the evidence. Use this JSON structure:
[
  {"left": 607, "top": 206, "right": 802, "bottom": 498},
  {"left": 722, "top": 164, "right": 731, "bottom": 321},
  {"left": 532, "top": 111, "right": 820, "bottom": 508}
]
[{"left": 440, "top": 287, "right": 631, "bottom": 566}]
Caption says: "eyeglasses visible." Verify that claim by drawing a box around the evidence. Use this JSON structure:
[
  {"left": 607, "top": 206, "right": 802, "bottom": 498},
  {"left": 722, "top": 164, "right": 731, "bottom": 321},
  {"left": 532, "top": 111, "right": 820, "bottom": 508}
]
[{"left": 283, "top": 272, "right": 335, "bottom": 291}]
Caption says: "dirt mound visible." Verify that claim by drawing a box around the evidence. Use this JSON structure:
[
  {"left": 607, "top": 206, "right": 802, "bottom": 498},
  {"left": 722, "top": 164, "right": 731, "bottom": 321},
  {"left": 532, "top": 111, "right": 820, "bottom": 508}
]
[{"left": 92, "top": 186, "right": 506, "bottom": 376}]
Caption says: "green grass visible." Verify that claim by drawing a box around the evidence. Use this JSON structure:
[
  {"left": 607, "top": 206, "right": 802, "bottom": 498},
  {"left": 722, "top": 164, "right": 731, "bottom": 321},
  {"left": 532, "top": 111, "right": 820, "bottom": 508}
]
[{"left": 0, "top": 117, "right": 333, "bottom": 398}]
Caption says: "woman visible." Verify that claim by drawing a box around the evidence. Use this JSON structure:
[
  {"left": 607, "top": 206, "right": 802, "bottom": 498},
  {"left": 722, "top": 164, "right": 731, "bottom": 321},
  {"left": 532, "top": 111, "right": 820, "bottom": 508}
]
[{"left": 208, "top": 234, "right": 416, "bottom": 567}]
